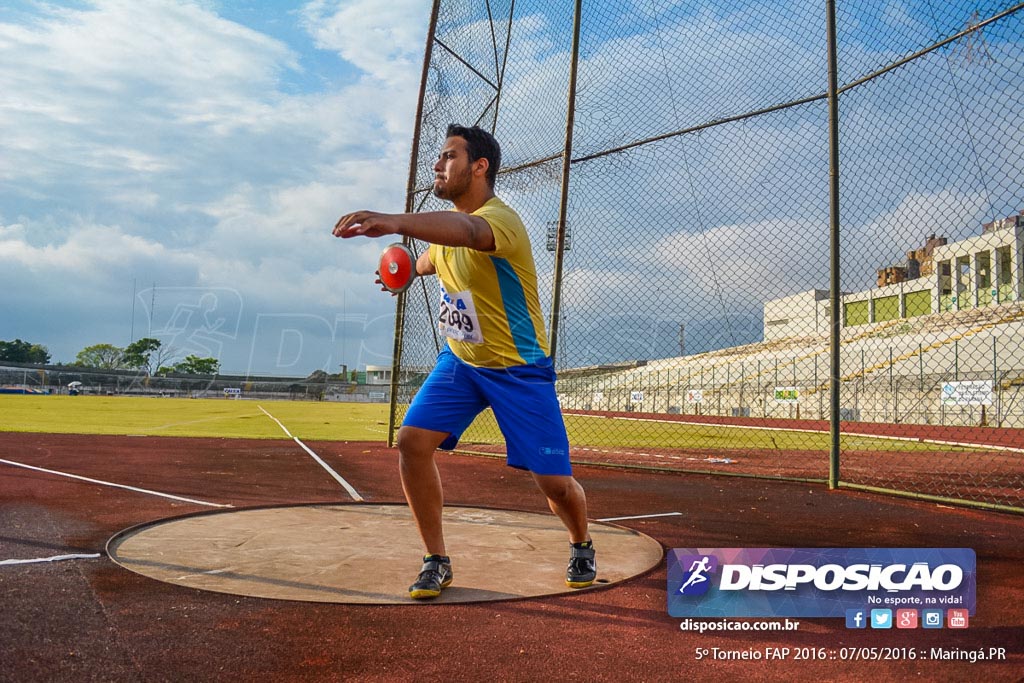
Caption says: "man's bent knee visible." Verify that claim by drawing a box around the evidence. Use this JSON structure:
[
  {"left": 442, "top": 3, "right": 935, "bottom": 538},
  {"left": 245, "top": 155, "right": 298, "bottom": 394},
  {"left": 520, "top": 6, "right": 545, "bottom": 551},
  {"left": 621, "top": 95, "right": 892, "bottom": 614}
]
[
  {"left": 533, "top": 474, "right": 580, "bottom": 503},
  {"left": 397, "top": 426, "right": 449, "bottom": 459}
]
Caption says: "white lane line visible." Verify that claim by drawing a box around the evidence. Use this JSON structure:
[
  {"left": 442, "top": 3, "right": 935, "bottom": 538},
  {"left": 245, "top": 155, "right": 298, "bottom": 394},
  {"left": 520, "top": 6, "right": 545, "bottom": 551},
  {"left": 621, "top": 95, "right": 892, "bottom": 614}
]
[
  {"left": 257, "top": 405, "right": 364, "bottom": 502},
  {"left": 0, "top": 458, "right": 232, "bottom": 508},
  {"left": 597, "top": 512, "right": 683, "bottom": 522},
  {"left": 577, "top": 447, "right": 696, "bottom": 463},
  {"left": 0, "top": 553, "right": 102, "bottom": 567}
]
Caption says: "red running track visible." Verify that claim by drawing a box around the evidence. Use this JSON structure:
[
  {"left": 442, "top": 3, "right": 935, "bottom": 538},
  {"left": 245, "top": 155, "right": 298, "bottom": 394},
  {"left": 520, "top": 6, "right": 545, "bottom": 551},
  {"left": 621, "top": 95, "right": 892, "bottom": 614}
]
[{"left": 1, "top": 432, "right": 1022, "bottom": 682}]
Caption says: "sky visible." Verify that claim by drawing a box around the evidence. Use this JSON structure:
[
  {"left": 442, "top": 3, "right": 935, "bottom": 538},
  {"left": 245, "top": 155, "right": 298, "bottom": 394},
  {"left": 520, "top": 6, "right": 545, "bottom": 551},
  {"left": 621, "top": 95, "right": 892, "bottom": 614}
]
[
  {"left": 1, "top": 0, "right": 432, "bottom": 375},
  {"left": 397, "top": 0, "right": 1024, "bottom": 367},
  {"left": 2, "top": 1, "right": 1022, "bottom": 375}
]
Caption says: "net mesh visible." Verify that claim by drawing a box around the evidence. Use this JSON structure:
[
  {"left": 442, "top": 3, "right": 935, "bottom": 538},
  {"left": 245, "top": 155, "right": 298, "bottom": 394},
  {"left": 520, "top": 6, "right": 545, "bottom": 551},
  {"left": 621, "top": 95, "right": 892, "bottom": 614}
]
[{"left": 395, "top": 0, "right": 1024, "bottom": 511}]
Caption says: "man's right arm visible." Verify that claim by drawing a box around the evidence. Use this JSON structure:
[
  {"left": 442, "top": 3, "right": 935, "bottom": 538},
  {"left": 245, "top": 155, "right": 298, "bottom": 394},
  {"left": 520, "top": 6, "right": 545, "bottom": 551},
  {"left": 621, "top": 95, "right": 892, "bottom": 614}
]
[
  {"left": 416, "top": 249, "right": 435, "bottom": 277},
  {"left": 333, "top": 210, "right": 495, "bottom": 252}
]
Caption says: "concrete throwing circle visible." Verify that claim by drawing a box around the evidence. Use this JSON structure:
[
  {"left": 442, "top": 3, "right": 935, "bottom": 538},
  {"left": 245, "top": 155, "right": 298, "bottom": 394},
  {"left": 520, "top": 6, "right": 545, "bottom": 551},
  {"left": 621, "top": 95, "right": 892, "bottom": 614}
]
[{"left": 107, "top": 504, "right": 663, "bottom": 604}]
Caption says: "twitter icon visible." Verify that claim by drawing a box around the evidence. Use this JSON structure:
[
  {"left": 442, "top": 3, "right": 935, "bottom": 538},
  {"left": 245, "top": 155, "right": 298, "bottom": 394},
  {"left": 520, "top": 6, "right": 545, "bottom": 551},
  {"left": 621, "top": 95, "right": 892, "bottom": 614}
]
[{"left": 870, "top": 609, "right": 893, "bottom": 629}]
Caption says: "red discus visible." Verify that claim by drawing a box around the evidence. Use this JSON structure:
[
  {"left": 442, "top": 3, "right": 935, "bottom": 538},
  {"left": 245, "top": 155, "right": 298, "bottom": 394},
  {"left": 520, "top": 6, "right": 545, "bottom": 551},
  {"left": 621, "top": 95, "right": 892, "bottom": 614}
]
[{"left": 377, "top": 242, "right": 416, "bottom": 293}]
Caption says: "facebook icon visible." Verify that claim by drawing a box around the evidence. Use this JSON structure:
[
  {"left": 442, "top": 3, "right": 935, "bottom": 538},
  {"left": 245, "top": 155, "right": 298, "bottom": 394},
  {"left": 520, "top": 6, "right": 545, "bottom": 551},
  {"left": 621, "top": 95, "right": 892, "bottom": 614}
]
[{"left": 846, "top": 609, "right": 867, "bottom": 629}]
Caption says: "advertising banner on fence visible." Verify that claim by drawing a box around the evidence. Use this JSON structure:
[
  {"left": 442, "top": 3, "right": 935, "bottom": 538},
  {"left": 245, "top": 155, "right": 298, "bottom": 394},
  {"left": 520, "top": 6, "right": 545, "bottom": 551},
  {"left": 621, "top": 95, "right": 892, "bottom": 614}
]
[
  {"left": 667, "top": 548, "right": 975, "bottom": 619},
  {"left": 773, "top": 387, "right": 800, "bottom": 403},
  {"left": 685, "top": 389, "right": 703, "bottom": 404},
  {"left": 940, "top": 381, "right": 993, "bottom": 406}
]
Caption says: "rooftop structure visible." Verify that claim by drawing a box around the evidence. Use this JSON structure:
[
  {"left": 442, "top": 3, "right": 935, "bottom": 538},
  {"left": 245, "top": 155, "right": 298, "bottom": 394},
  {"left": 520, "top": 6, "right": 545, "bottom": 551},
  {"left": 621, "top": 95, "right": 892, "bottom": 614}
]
[{"left": 765, "top": 210, "right": 1024, "bottom": 341}]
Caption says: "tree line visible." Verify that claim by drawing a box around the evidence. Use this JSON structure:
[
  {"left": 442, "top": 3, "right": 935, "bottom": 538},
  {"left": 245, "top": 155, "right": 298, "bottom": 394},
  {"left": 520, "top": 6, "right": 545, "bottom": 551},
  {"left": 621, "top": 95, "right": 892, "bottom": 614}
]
[
  {"left": 0, "top": 338, "right": 219, "bottom": 375},
  {"left": 0, "top": 339, "right": 50, "bottom": 364}
]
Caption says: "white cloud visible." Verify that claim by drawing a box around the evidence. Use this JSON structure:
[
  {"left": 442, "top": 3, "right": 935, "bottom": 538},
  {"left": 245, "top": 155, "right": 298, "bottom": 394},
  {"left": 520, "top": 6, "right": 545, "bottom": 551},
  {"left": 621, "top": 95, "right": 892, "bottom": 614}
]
[
  {"left": 621, "top": 188, "right": 989, "bottom": 321},
  {"left": 0, "top": 220, "right": 192, "bottom": 278},
  {"left": 0, "top": 222, "right": 26, "bottom": 240},
  {"left": 0, "top": 1, "right": 296, "bottom": 180},
  {"left": 0, "top": 213, "right": 395, "bottom": 370},
  {"left": 0, "top": 1, "right": 431, "bottom": 372},
  {"left": 300, "top": 0, "right": 428, "bottom": 88},
  {"left": 3, "top": 1, "right": 1019, "bottom": 373}
]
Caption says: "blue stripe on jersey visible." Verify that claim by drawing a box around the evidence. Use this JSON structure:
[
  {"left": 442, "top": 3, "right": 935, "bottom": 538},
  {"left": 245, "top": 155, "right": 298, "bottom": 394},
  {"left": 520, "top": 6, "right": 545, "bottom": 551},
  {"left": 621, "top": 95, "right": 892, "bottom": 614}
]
[{"left": 490, "top": 256, "right": 546, "bottom": 363}]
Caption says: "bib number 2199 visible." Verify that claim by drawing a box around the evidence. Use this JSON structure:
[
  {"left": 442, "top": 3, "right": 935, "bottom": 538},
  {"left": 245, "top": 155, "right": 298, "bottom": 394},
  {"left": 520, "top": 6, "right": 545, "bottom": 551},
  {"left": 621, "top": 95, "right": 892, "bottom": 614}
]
[{"left": 438, "top": 286, "right": 483, "bottom": 344}]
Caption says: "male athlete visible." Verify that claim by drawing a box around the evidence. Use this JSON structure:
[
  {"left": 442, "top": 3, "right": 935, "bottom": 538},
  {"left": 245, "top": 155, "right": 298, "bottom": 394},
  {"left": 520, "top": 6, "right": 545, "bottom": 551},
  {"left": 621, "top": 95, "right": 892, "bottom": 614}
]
[{"left": 332, "top": 124, "right": 595, "bottom": 599}]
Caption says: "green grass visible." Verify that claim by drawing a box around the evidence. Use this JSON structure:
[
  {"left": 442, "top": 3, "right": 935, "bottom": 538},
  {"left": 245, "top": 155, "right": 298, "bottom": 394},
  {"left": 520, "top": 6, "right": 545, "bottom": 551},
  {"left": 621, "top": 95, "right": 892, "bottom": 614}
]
[
  {"left": 2, "top": 395, "right": 985, "bottom": 454},
  {"left": 0, "top": 395, "right": 390, "bottom": 441}
]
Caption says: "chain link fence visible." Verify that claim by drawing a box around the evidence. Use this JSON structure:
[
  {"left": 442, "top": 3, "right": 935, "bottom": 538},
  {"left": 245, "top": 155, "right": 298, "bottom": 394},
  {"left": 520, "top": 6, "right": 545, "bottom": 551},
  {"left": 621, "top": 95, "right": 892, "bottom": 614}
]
[{"left": 394, "top": 0, "right": 1024, "bottom": 512}]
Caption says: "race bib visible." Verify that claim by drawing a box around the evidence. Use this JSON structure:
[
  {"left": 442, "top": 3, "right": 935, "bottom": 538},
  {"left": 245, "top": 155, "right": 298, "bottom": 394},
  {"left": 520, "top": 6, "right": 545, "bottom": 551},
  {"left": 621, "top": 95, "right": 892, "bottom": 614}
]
[{"left": 438, "top": 286, "right": 484, "bottom": 344}]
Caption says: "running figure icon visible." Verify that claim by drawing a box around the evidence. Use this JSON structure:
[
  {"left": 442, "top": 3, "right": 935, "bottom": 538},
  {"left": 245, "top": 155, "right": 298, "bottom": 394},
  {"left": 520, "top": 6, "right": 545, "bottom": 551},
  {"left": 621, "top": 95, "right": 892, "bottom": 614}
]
[{"left": 679, "top": 556, "right": 712, "bottom": 593}]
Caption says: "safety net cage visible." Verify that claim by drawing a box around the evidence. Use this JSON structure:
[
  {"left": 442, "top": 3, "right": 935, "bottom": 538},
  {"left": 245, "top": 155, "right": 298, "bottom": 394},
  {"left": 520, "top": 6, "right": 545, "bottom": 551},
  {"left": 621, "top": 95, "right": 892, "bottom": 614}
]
[{"left": 391, "top": 0, "right": 1024, "bottom": 513}]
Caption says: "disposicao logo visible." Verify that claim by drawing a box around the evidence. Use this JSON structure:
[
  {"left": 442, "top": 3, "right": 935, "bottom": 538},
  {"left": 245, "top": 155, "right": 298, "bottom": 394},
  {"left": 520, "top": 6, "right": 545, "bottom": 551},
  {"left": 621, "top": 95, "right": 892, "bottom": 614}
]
[
  {"left": 666, "top": 548, "right": 975, "bottom": 618},
  {"left": 675, "top": 554, "right": 718, "bottom": 596}
]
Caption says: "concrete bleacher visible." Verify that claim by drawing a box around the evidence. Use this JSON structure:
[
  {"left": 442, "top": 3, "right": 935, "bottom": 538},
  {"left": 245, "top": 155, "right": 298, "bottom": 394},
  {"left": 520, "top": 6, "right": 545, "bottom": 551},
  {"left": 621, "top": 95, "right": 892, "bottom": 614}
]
[{"left": 556, "top": 302, "right": 1024, "bottom": 427}]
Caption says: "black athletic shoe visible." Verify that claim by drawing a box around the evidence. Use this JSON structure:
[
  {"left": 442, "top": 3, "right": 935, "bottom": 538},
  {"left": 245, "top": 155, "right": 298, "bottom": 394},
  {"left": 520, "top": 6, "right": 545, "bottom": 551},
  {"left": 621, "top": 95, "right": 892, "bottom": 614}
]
[
  {"left": 408, "top": 554, "right": 453, "bottom": 599},
  {"left": 566, "top": 542, "right": 596, "bottom": 588}
]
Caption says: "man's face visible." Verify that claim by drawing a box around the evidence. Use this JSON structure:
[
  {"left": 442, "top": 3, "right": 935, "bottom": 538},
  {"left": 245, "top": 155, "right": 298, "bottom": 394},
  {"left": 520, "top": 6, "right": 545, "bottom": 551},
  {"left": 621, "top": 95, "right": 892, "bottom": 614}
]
[{"left": 432, "top": 136, "right": 475, "bottom": 201}]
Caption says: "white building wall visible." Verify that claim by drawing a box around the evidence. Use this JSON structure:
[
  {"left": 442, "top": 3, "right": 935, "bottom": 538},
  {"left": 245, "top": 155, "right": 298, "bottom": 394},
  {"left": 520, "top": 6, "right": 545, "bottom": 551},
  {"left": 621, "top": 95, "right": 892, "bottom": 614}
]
[
  {"left": 765, "top": 221, "right": 1023, "bottom": 336},
  {"left": 365, "top": 364, "right": 391, "bottom": 385},
  {"left": 763, "top": 289, "right": 832, "bottom": 341},
  {"left": 933, "top": 225, "right": 1021, "bottom": 311}
]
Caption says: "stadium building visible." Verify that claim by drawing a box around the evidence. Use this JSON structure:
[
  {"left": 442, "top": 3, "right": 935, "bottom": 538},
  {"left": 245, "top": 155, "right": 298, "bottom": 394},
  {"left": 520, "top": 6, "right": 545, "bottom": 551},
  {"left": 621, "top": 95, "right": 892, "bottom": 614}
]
[
  {"left": 556, "top": 210, "right": 1024, "bottom": 428},
  {"left": 764, "top": 210, "right": 1023, "bottom": 340}
]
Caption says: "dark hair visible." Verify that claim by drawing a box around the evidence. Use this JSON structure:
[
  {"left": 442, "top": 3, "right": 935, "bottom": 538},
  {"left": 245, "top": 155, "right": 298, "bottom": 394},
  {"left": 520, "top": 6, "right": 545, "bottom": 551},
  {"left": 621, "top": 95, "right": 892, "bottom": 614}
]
[{"left": 446, "top": 124, "right": 501, "bottom": 188}]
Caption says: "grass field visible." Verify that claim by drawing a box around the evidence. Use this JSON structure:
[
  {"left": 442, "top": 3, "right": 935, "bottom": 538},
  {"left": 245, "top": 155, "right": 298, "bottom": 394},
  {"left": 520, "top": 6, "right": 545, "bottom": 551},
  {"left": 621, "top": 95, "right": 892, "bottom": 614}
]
[
  {"left": 1, "top": 394, "right": 985, "bottom": 455},
  {"left": 0, "top": 395, "right": 390, "bottom": 441}
]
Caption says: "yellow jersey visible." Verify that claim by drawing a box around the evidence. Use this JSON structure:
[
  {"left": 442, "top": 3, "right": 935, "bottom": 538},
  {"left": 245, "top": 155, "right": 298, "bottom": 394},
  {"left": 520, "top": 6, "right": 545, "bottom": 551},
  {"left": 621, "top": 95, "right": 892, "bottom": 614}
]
[{"left": 429, "top": 197, "right": 550, "bottom": 368}]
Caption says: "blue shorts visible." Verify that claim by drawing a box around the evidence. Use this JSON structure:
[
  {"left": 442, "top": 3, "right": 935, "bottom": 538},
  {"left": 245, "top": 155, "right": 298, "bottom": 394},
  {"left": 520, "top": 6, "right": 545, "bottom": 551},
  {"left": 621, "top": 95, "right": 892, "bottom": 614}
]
[{"left": 402, "top": 348, "right": 572, "bottom": 476}]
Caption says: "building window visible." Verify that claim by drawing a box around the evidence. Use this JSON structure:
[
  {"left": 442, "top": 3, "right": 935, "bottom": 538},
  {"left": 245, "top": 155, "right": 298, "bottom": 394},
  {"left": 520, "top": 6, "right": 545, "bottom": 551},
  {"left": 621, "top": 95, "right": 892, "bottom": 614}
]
[
  {"left": 905, "top": 290, "right": 931, "bottom": 318},
  {"left": 997, "top": 246, "right": 1013, "bottom": 303},
  {"left": 938, "top": 259, "right": 953, "bottom": 311},
  {"left": 844, "top": 300, "right": 870, "bottom": 326},
  {"left": 874, "top": 295, "right": 900, "bottom": 322},
  {"left": 956, "top": 256, "right": 972, "bottom": 309},
  {"left": 977, "top": 251, "right": 992, "bottom": 306}
]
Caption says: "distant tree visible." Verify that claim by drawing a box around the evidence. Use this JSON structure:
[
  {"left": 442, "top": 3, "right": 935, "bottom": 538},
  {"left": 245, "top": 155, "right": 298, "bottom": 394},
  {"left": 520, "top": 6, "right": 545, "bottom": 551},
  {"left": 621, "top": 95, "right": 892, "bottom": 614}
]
[
  {"left": 74, "top": 343, "right": 124, "bottom": 369},
  {"left": 27, "top": 343, "right": 49, "bottom": 363},
  {"left": 122, "top": 338, "right": 177, "bottom": 375},
  {"left": 174, "top": 355, "right": 220, "bottom": 375},
  {"left": 0, "top": 339, "right": 51, "bottom": 364},
  {"left": 123, "top": 338, "right": 160, "bottom": 372},
  {"left": 151, "top": 344, "right": 178, "bottom": 375},
  {"left": 305, "top": 369, "right": 329, "bottom": 382}
]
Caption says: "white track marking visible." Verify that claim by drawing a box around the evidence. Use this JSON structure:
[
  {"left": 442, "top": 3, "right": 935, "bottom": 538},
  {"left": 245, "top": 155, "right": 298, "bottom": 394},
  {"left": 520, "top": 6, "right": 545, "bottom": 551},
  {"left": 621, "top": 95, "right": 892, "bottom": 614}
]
[
  {"left": 597, "top": 512, "right": 683, "bottom": 522},
  {"left": 0, "top": 458, "right": 231, "bottom": 508},
  {"left": 577, "top": 447, "right": 686, "bottom": 461},
  {"left": 0, "top": 553, "right": 102, "bottom": 566},
  {"left": 257, "top": 405, "right": 363, "bottom": 502}
]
